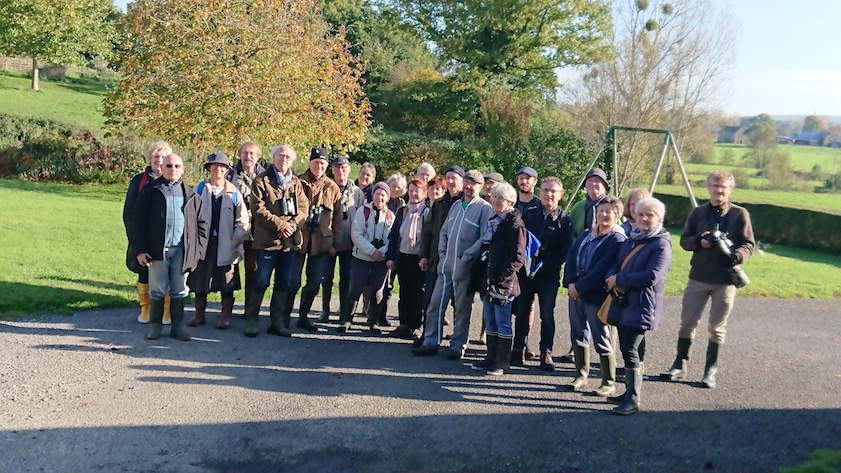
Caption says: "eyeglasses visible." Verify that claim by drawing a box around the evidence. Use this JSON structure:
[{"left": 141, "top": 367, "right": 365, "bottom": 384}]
[{"left": 165, "top": 164, "right": 183, "bottom": 169}]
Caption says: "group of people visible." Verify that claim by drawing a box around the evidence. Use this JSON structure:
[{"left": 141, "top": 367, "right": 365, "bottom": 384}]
[{"left": 123, "top": 141, "right": 755, "bottom": 416}]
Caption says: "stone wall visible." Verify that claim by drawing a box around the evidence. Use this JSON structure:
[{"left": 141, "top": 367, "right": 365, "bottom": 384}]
[{"left": 0, "top": 56, "right": 66, "bottom": 79}]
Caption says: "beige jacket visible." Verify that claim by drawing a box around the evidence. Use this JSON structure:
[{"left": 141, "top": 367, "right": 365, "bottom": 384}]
[{"left": 196, "top": 179, "right": 250, "bottom": 265}]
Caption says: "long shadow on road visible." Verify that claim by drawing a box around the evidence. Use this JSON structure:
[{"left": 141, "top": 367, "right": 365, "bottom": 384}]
[
  {"left": 2, "top": 408, "right": 839, "bottom": 472},
  {"left": 3, "top": 298, "right": 840, "bottom": 472}
]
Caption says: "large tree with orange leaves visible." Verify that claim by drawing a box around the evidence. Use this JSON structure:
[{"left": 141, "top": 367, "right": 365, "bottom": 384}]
[{"left": 104, "top": 0, "right": 370, "bottom": 152}]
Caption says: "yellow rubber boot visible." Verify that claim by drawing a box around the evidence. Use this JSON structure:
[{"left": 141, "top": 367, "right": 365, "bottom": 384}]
[
  {"left": 162, "top": 292, "right": 172, "bottom": 325},
  {"left": 137, "top": 283, "right": 151, "bottom": 324}
]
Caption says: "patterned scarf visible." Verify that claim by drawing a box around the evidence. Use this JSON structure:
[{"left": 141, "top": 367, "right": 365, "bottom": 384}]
[{"left": 630, "top": 224, "right": 663, "bottom": 241}]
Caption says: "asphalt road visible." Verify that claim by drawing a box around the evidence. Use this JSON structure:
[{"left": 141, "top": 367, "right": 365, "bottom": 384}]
[{"left": 1, "top": 296, "right": 839, "bottom": 473}]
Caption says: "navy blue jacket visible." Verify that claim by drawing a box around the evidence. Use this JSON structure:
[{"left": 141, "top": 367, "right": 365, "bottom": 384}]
[
  {"left": 606, "top": 230, "right": 673, "bottom": 331},
  {"left": 562, "top": 228, "right": 626, "bottom": 306},
  {"left": 522, "top": 206, "right": 574, "bottom": 279}
]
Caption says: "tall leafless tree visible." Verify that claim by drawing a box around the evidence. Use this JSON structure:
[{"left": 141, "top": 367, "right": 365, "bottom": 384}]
[{"left": 564, "top": 0, "right": 740, "bottom": 192}]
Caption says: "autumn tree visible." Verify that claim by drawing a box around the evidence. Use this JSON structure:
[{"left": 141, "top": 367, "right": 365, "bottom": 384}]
[
  {"left": 565, "top": 0, "right": 740, "bottom": 192},
  {"left": 802, "top": 115, "right": 829, "bottom": 133},
  {"left": 745, "top": 115, "right": 777, "bottom": 169},
  {"left": 394, "top": 0, "right": 610, "bottom": 91},
  {"left": 105, "top": 0, "right": 371, "bottom": 152},
  {"left": 0, "top": 0, "right": 116, "bottom": 90}
]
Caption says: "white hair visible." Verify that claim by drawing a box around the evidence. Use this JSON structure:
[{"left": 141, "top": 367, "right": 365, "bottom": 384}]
[
  {"left": 417, "top": 162, "right": 436, "bottom": 178},
  {"left": 490, "top": 182, "right": 517, "bottom": 204},
  {"left": 635, "top": 197, "right": 666, "bottom": 221}
]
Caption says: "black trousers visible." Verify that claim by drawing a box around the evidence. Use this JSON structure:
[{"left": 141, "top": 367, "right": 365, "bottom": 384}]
[{"left": 397, "top": 252, "right": 426, "bottom": 329}]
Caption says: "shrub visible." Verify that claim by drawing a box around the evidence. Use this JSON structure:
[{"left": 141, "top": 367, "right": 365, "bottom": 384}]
[{"left": 0, "top": 113, "right": 147, "bottom": 183}]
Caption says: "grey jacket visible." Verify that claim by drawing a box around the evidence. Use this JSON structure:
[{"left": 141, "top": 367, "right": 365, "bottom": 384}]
[{"left": 437, "top": 195, "right": 494, "bottom": 281}]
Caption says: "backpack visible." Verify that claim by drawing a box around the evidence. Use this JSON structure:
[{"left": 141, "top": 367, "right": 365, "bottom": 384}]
[{"left": 524, "top": 229, "right": 542, "bottom": 278}]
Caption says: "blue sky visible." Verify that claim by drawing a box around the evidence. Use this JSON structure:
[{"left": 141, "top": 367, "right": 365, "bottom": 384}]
[{"left": 112, "top": 0, "right": 841, "bottom": 116}]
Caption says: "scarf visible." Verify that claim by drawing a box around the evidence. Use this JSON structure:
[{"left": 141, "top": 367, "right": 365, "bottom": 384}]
[
  {"left": 630, "top": 224, "right": 663, "bottom": 242},
  {"left": 483, "top": 211, "right": 509, "bottom": 243},
  {"left": 405, "top": 201, "right": 425, "bottom": 247}
]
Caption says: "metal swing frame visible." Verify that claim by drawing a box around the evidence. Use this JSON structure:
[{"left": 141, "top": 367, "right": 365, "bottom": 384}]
[{"left": 564, "top": 125, "right": 698, "bottom": 213}]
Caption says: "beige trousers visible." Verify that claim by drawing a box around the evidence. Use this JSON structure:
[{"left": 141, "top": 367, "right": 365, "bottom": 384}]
[{"left": 678, "top": 278, "right": 737, "bottom": 344}]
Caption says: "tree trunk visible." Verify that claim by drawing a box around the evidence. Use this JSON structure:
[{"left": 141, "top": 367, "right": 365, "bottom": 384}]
[{"left": 30, "top": 57, "right": 39, "bottom": 91}]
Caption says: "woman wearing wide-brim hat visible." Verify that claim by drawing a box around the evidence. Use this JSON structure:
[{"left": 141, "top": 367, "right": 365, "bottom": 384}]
[{"left": 187, "top": 152, "right": 250, "bottom": 329}]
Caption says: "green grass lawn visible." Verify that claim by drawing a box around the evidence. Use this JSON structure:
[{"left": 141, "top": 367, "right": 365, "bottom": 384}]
[
  {"left": 1, "top": 179, "right": 839, "bottom": 318},
  {"left": 655, "top": 184, "right": 841, "bottom": 215},
  {"left": 0, "top": 71, "right": 109, "bottom": 131},
  {"left": 713, "top": 143, "right": 841, "bottom": 173}
]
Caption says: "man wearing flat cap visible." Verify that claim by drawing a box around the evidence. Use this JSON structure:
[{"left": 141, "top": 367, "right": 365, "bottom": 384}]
[
  {"left": 320, "top": 155, "right": 365, "bottom": 322},
  {"left": 414, "top": 169, "right": 493, "bottom": 360},
  {"left": 284, "top": 146, "right": 343, "bottom": 332},
  {"left": 570, "top": 168, "right": 609, "bottom": 237},
  {"left": 483, "top": 172, "right": 504, "bottom": 202}
]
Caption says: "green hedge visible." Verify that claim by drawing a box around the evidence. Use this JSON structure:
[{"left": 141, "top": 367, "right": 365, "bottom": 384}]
[
  {"left": 0, "top": 112, "right": 146, "bottom": 183},
  {"left": 655, "top": 193, "right": 841, "bottom": 254}
]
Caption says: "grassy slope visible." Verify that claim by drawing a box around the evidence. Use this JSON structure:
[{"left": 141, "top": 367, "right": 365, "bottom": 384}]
[
  {"left": 0, "top": 71, "right": 108, "bottom": 131},
  {"left": 655, "top": 184, "right": 841, "bottom": 215},
  {"left": 0, "top": 179, "right": 838, "bottom": 317},
  {"left": 716, "top": 143, "right": 841, "bottom": 173}
]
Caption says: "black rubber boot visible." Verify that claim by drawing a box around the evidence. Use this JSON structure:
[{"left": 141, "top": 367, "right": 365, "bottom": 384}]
[
  {"left": 612, "top": 367, "right": 641, "bottom": 415},
  {"left": 377, "top": 296, "right": 390, "bottom": 327},
  {"left": 700, "top": 341, "right": 720, "bottom": 388},
  {"left": 566, "top": 345, "right": 590, "bottom": 391},
  {"left": 169, "top": 297, "right": 190, "bottom": 341},
  {"left": 472, "top": 334, "right": 499, "bottom": 370},
  {"left": 319, "top": 286, "right": 332, "bottom": 322},
  {"left": 146, "top": 298, "right": 165, "bottom": 340},
  {"left": 660, "top": 337, "right": 693, "bottom": 381},
  {"left": 243, "top": 289, "right": 265, "bottom": 337},
  {"left": 296, "top": 288, "right": 319, "bottom": 332},
  {"left": 268, "top": 289, "right": 292, "bottom": 337},
  {"left": 366, "top": 298, "right": 383, "bottom": 334},
  {"left": 487, "top": 336, "right": 512, "bottom": 376}
]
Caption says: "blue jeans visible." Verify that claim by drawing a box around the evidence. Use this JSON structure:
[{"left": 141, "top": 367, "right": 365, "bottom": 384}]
[
  {"left": 483, "top": 299, "right": 513, "bottom": 337},
  {"left": 253, "top": 249, "right": 296, "bottom": 293},
  {"left": 147, "top": 246, "right": 189, "bottom": 300}
]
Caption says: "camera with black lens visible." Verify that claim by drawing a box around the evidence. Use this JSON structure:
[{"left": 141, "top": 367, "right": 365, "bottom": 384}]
[
  {"left": 708, "top": 224, "right": 750, "bottom": 288},
  {"left": 306, "top": 204, "right": 323, "bottom": 232},
  {"left": 341, "top": 200, "right": 349, "bottom": 221},
  {"left": 371, "top": 238, "right": 386, "bottom": 249},
  {"left": 278, "top": 194, "right": 298, "bottom": 217}
]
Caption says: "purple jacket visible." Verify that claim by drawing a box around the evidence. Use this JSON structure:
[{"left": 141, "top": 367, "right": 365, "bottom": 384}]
[{"left": 606, "top": 230, "right": 673, "bottom": 331}]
